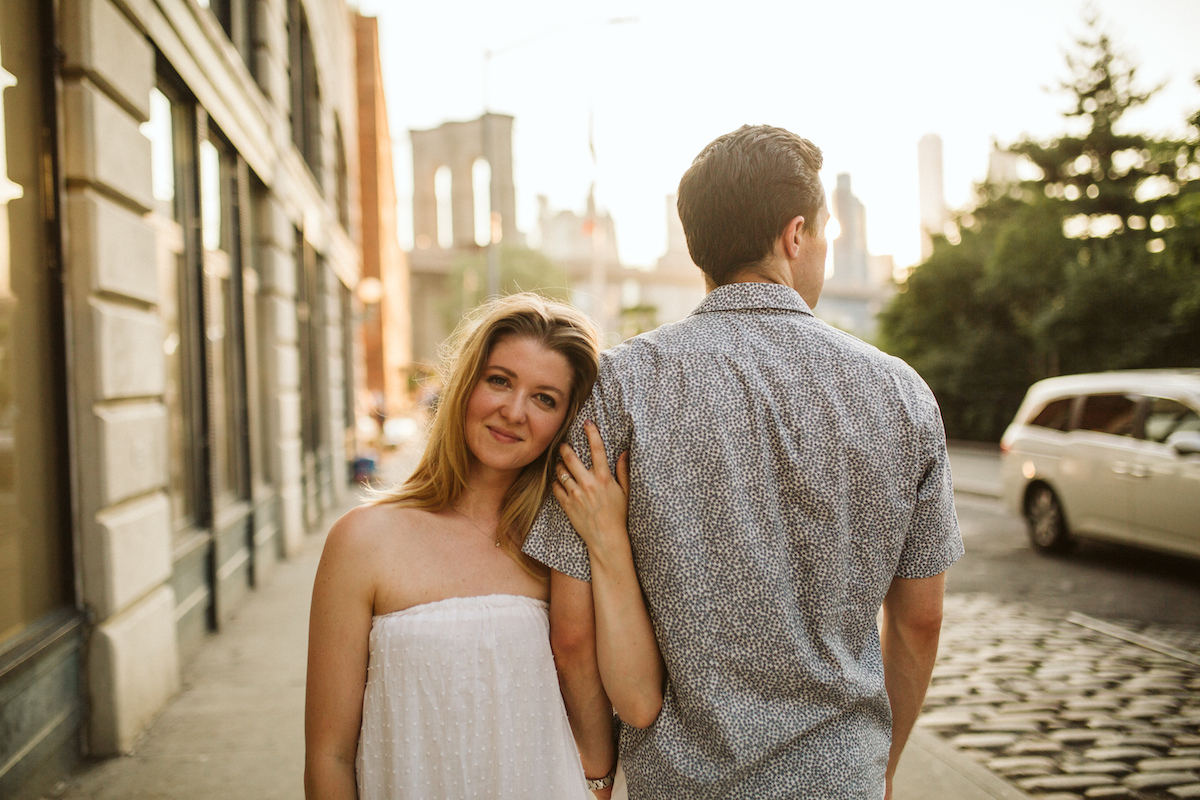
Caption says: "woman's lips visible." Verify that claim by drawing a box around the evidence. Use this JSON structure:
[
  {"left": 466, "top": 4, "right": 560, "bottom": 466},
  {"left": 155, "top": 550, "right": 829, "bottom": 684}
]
[{"left": 487, "top": 426, "right": 521, "bottom": 444}]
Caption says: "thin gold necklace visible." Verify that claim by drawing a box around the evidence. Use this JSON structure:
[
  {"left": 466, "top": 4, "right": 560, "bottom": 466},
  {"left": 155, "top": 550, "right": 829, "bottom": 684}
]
[{"left": 450, "top": 506, "right": 501, "bottom": 547}]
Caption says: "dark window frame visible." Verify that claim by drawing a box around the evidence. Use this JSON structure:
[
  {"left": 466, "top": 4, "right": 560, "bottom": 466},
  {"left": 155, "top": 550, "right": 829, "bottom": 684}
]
[
  {"left": 334, "top": 117, "right": 349, "bottom": 230},
  {"left": 203, "top": 0, "right": 257, "bottom": 83},
  {"left": 198, "top": 116, "right": 252, "bottom": 511},
  {"left": 155, "top": 60, "right": 211, "bottom": 537},
  {"left": 0, "top": 0, "right": 77, "bottom": 654},
  {"left": 288, "top": 0, "right": 322, "bottom": 184}
]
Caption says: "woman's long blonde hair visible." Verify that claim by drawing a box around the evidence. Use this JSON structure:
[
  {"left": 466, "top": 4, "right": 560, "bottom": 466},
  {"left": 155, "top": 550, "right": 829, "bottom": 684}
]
[{"left": 375, "top": 293, "right": 601, "bottom": 574}]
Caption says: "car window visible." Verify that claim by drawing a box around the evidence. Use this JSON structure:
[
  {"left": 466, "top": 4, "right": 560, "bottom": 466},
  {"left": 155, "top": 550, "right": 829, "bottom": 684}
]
[
  {"left": 1029, "top": 397, "right": 1074, "bottom": 431},
  {"left": 1077, "top": 393, "right": 1138, "bottom": 437},
  {"left": 1143, "top": 397, "right": 1200, "bottom": 443}
]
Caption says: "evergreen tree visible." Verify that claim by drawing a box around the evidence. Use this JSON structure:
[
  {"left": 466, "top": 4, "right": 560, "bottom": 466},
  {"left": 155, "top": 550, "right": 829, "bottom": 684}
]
[{"left": 879, "top": 16, "right": 1200, "bottom": 441}]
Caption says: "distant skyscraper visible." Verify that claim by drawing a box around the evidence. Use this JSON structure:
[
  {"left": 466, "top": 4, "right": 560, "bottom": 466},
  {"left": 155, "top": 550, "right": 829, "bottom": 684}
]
[
  {"left": 918, "top": 133, "right": 947, "bottom": 261},
  {"left": 818, "top": 174, "right": 895, "bottom": 338},
  {"left": 832, "top": 172, "right": 868, "bottom": 285}
]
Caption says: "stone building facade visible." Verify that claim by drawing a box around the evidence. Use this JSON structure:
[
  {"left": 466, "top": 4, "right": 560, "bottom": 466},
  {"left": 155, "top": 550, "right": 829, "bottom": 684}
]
[{"left": 0, "top": 0, "right": 366, "bottom": 796}]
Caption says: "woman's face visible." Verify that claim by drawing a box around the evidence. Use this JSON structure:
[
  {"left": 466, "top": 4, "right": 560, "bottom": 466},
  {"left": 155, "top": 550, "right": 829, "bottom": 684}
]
[{"left": 463, "top": 335, "right": 574, "bottom": 479}]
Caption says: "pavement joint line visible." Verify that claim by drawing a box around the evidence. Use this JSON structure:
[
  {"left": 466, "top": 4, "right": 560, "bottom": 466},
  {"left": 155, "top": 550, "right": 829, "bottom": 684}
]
[{"left": 1066, "top": 612, "right": 1200, "bottom": 668}]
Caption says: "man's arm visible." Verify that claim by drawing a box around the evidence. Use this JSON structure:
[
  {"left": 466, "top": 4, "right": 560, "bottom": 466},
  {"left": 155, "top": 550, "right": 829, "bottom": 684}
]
[
  {"left": 549, "top": 569, "right": 617, "bottom": 795},
  {"left": 880, "top": 571, "right": 946, "bottom": 798}
]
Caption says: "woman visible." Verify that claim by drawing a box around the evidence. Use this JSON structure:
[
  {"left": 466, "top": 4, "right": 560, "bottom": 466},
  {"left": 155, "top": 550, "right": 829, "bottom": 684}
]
[{"left": 304, "top": 293, "right": 662, "bottom": 800}]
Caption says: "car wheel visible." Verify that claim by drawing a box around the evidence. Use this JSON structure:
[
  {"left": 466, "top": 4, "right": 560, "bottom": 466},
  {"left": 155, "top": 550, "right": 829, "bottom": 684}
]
[{"left": 1025, "top": 484, "right": 1071, "bottom": 553}]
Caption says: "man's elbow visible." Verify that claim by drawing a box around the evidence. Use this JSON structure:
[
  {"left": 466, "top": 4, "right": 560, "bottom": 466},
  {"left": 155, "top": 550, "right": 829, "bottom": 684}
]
[{"left": 908, "top": 606, "right": 944, "bottom": 638}]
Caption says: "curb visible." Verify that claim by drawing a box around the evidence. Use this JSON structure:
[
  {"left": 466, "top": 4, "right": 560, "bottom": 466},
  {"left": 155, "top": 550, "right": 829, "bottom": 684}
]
[
  {"left": 953, "top": 480, "right": 1002, "bottom": 499},
  {"left": 896, "top": 727, "right": 1037, "bottom": 800}
]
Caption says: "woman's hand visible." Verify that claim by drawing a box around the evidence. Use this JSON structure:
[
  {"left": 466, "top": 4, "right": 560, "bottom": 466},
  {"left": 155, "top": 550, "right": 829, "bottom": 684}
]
[
  {"left": 553, "top": 422, "right": 666, "bottom": 730},
  {"left": 552, "top": 421, "right": 631, "bottom": 567}
]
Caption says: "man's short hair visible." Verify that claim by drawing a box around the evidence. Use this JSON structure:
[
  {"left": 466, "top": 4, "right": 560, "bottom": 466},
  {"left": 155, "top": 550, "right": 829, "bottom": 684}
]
[{"left": 677, "top": 125, "right": 824, "bottom": 286}]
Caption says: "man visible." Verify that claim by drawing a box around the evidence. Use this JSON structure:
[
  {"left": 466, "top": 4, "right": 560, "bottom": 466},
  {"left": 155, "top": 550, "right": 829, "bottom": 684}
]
[{"left": 524, "top": 125, "right": 963, "bottom": 799}]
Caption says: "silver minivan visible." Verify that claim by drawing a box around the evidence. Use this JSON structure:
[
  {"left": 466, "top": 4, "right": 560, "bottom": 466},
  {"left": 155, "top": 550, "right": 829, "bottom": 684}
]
[{"left": 999, "top": 370, "right": 1200, "bottom": 558}]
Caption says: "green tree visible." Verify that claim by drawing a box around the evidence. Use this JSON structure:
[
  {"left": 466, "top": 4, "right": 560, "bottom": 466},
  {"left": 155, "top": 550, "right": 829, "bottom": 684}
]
[
  {"left": 879, "top": 17, "right": 1200, "bottom": 441},
  {"left": 440, "top": 245, "right": 571, "bottom": 334}
]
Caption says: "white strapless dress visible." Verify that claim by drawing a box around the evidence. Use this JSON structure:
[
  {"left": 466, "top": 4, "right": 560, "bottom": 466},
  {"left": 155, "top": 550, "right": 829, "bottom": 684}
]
[{"left": 356, "top": 594, "right": 590, "bottom": 800}]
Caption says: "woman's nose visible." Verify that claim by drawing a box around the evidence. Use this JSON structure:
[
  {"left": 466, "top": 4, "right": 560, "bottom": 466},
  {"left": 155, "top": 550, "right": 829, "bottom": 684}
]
[{"left": 499, "top": 395, "right": 528, "bottom": 423}]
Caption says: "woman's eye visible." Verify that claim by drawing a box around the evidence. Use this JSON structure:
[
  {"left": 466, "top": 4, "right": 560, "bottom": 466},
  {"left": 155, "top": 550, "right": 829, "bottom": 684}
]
[
  {"left": 486, "top": 375, "right": 508, "bottom": 387},
  {"left": 536, "top": 393, "right": 557, "bottom": 408}
]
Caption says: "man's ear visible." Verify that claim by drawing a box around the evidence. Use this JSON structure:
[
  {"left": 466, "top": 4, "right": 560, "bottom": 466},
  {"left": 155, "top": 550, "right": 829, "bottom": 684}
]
[{"left": 782, "top": 215, "right": 807, "bottom": 258}]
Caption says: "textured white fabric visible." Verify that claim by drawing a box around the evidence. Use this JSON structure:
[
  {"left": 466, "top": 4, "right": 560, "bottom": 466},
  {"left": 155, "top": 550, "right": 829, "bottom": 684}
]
[{"left": 356, "top": 594, "right": 590, "bottom": 800}]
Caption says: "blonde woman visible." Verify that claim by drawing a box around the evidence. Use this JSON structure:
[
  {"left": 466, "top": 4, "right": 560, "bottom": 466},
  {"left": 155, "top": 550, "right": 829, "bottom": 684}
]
[{"left": 304, "top": 293, "right": 662, "bottom": 800}]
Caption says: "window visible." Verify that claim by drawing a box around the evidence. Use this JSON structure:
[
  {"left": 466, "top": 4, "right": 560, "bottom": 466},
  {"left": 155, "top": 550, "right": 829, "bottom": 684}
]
[
  {"left": 0, "top": 17, "right": 71, "bottom": 646},
  {"left": 334, "top": 119, "right": 349, "bottom": 231},
  {"left": 288, "top": 0, "right": 321, "bottom": 181},
  {"left": 1143, "top": 397, "right": 1200, "bottom": 443},
  {"left": 146, "top": 64, "right": 255, "bottom": 648},
  {"left": 143, "top": 81, "right": 199, "bottom": 531},
  {"left": 200, "top": 0, "right": 256, "bottom": 81},
  {"left": 1077, "top": 394, "right": 1138, "bottom": 437},
  {"left": 245, "top": 176, "right": 271, "bottom": 490},
  {"left": 295, "top": 230, "right": 330, "bottom": 528},
  {"left": 200, "top": 125, "right": 250, "bottom": 505},
  {"left": 1029, "top": 397, "right": 1074, "bottom": 431}
]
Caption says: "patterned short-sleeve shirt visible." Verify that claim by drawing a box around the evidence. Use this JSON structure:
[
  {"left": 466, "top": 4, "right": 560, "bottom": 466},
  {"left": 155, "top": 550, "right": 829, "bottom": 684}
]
[{"left": 523, "top": 282, "right": 963, "bottom": 799}]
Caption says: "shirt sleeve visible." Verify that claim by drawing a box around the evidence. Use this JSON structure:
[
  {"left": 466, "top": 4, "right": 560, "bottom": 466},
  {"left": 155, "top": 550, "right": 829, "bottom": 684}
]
[
  {"left": 895, "top": 390, "right": 965, "bottom": 579},
  {"left": 523, "top": 353, "right": 630, "bottom": 582}
]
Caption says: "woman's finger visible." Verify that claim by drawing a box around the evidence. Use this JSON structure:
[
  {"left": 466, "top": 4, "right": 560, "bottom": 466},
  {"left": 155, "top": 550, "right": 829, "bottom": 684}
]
[
  {"left": 554, "top": 461, "right": 576, "bottom": 490},
  {"left": 616, "top": 451, "right": 630, "bottom": 494},
  {"left": 584, "top": 421, "right": 611, "bottom": 479},
  {"left": 559, "top": 441, "right": 588, "bottom": 483}
]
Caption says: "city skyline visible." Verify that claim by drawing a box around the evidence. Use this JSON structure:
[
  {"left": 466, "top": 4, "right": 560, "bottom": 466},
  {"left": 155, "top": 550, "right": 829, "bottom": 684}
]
[{"left": 352, "top": 0, "right": 1200, "bottom": 271}]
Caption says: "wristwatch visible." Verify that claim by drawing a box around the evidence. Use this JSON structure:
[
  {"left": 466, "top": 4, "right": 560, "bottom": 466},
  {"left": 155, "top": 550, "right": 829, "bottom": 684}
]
[{"left": 586, "top": 762, "right": 617, "bottom": 791}]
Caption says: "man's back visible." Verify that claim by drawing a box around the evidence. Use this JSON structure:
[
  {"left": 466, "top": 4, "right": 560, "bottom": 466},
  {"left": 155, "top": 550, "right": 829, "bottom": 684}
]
[{"left": 525, "top": 283, "right": 963, "bottom": 798}]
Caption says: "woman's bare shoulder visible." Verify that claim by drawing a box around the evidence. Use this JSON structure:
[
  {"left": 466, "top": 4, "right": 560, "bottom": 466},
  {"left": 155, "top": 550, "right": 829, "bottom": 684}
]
[{"left": 324, "top": 502, "right": 435, "bottom": 557}]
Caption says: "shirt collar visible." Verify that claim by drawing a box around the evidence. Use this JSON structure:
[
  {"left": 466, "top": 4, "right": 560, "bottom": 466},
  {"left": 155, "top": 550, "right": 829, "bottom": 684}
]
[{"left": 690, "top": 282, "right": 815, "bottom": 318}]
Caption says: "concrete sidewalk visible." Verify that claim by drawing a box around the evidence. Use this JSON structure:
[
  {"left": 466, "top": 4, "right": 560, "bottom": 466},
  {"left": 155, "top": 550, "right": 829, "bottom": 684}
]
[
  {"left": 51, "top": 460, "right": 1022, "bottom": 800},
  {"left": 51, "top": 490, "right": 350, "bottom": 800},
  {"left": 895, "top": 727, "right": 1034, "bottom": 800}
]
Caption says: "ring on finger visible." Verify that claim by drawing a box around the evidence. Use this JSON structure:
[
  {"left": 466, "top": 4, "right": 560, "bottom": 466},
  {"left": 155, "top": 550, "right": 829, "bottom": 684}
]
[{"left": 558, "top": 471, "right": 572, "bottom": 483}]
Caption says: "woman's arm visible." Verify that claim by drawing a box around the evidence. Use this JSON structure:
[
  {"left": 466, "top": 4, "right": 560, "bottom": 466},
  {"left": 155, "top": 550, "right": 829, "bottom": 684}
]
[
  {"left": 554, "top": 422, "right": 665, "bottom": 728},
  {"left": 548, "top": 570, "right": 617, "bottom": 797},
  {"left": 304, "top": 509, "right": 377, "bottom": 800}
]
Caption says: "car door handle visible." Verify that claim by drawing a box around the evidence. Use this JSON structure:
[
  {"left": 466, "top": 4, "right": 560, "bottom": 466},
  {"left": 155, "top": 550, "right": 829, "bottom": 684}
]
[
  {"left": 1129, "top": 465, "right": 1151, "bottom": 478},
  {"left": 1112, "top": 462, "right": 1130, "bottom": 475}
]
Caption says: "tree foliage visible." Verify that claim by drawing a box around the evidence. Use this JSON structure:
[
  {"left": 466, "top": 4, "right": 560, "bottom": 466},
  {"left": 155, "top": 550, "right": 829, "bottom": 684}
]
[
  {"left": 879, "top": 17, "right": 1200, "bottom": 441},
  {"left": 439, "top": 245, "right": 572, "bottom": 336}
]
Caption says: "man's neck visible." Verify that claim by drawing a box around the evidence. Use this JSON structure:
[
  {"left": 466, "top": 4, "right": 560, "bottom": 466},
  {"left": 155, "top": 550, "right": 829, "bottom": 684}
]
[{"left": 723, "top": 249, "right": 791, "bottom": 285}]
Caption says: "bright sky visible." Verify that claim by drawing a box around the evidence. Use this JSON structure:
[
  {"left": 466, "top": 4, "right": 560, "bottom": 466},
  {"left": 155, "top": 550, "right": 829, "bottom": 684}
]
[{"left": 350, "top": 0, "right": 1200, "bottom": 270}]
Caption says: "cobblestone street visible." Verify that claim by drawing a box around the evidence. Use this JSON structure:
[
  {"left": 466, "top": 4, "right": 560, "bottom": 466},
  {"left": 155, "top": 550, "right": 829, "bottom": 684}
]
[{"left": 920, "top": 593, "right": 1200, "bottom": 800}]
